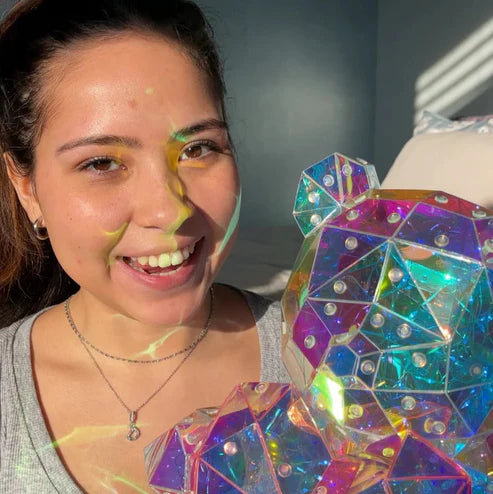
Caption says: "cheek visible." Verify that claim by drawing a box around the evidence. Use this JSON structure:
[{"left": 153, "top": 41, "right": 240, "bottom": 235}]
[
  {"left": 189, "top": 166, "right": 240, "bottom": 231},
  {"left": 40, "top": 186, "right": 130, "bottom": 265},
  {"left": 43, "top": 182, "right": 129, "bottom": 230}
]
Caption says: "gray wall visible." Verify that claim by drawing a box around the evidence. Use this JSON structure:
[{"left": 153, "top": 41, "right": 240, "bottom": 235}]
[
  {"left": 375, "top": 0, "right": 493, "bottom": 176},
  {"left": 198, "top": 0, "right": 378, "bottom": 228},
  {"left": 0, "top": 0, "right": 15, "bottom": 13}
]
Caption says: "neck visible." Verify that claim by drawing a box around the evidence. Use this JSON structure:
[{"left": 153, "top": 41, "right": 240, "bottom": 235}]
[{"left": 66, "top": 288, "right": 213, "bottom": 361}]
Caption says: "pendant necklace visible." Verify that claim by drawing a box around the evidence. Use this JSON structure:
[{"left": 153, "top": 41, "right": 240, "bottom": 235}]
[{"left": 64, "top": 287, "right": 214, "bottom": 441}]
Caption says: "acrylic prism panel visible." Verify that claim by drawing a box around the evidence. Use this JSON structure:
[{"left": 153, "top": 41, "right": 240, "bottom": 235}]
[
  {"left": 293, "top": 153, "right": 380, "bottom": 237},
  {"left": 282, "top": 186, "right": 493, "bottom": 493},
  {"left": 144, "top": 382, "right": 471, "bottom": 493},
  {"left": 145, "top": 154, "right": 491, "bottom": 493},
  {"left": 144, "top": 383, "right": 337, "bottom": 494}
]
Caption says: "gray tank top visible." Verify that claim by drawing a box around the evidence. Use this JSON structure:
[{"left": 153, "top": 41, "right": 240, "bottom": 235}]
[{"left": 0, "top": 289, "right": 290, "bottom": 492}]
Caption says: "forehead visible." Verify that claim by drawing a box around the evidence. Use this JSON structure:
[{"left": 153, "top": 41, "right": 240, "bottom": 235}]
[{"left": 39, "top": 33, "right": 220, "bottom": 144}]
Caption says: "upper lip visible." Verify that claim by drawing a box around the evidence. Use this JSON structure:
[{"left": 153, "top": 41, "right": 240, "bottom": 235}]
[{"left": 118, "top": 238, "right": 201, "bottom": 258}]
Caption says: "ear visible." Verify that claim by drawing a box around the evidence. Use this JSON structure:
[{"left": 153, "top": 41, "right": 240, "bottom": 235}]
[{"left": 4, "top": 152, "right": 43, "bottom": 223}]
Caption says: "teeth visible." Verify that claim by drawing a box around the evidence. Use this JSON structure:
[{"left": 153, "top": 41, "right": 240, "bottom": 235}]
[
  {"left": 158, "top": 253, "right": 171, "bottom": 268},
  {"left": 128, "top": 241, "right": 197, "bottom": 269},
  {"left": 171, "top": 250, "right": 184, "bottom": 266}
]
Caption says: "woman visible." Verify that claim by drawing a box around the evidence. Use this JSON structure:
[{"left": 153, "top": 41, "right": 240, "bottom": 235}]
[{"left": 0, "top": 0, "right": 289, "bottom": 491}]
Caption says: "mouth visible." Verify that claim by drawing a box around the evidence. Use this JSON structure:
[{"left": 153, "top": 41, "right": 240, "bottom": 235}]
[{"left": 118, "top": 239, "right": 202, "bottom": 277}]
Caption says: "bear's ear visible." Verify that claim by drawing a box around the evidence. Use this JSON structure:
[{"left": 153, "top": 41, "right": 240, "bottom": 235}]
[{"left": 293, "top": 152, "right": 379, "bottom": 237}]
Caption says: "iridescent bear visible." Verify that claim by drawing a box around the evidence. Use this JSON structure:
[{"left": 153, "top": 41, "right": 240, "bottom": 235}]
[{"left": 145, "top": 153, "right": 493, "bottom": 493}]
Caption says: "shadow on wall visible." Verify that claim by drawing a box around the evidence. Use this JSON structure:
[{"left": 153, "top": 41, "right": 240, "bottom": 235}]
[
  {"left": 415, "top": 16, "right": 493, "bottom": 123},
  {"left": 375, "top": 0, "right": 493, "bottom": 178}
]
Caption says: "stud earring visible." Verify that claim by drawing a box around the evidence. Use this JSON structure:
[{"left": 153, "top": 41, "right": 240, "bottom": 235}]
[{"left": 33, "top": 217, "right": 49, "bottom": 240}]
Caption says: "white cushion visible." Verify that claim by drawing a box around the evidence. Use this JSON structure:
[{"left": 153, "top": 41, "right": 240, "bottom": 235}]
[{"left": 382, "top": 133, "right": 493, "bottom": 209}]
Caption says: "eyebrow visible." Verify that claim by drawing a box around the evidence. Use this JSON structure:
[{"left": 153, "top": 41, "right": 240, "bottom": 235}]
[
  {"left": 56, "top": 118, "right": 228, "bottom": 155},
  {"left": 170, "top": 118, "right": 228, "bottom": 141}
]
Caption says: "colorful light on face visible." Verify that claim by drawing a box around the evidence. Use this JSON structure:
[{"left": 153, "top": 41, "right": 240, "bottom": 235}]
[
  {"left": 218, "top": 188, "right": 241, "bottom": 256},
  {"left": 26, "top": 34, "right": 239, "bottom": 337},
  {"left": 103, "top": 222, "right": 129, "bottom": 267}
]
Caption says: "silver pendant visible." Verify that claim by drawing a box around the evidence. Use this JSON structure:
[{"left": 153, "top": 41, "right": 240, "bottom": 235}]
[{"left": 127, "top": 411, "right": 141, "bottom": 441}]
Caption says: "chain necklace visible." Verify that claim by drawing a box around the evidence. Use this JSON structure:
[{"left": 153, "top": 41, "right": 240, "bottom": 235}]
[
  {"left": 64, "top": 287, "right": 214, "bottom": 441},
  {"left": 64, "top": 291, "right": 212, "bottom": 364}
]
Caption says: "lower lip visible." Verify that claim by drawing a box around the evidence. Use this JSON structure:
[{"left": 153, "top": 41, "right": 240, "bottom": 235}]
[{"left": 115, "top": 240, "right": 203, "bottom": 291}]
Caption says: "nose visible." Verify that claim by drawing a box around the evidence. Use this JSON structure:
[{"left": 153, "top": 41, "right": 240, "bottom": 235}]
[{"left": 131, "top": 160, "right": 193, "bottom": 234}]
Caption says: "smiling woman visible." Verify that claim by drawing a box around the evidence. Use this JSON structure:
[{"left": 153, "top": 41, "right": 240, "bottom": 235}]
[{"left": 0, "top": 1, "right": 289, "bottom": 492}]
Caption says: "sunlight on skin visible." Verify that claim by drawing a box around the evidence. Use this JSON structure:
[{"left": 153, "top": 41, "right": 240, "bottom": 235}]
[
  {"left": 99, "top": 481, "right": 119, "bottom": 494},
  {"left": 219, "top": 188, "right": 241, "bottom": 256},
  {"left": 177, "top": 160, "right": 208, "bottom": 169},
  {"left": 104, "top": 222, "right": 129, "bottom": 267},
  {"left": 40, "top": 424, "right": 136, "bottom": 450},
  {"left": 96, "top": 465, "right": 151, "bottom": 494},
  {"left": 130, "top": 326, "right": 183, "bottom": 359}
]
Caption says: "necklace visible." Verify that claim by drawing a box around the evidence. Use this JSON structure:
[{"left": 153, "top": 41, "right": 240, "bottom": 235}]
[
  {"left": 64, "top": 287, "right": 214, "bottom": 441},
  {"left": 64, "top": 291, "right": 212, "bottom": 364}
]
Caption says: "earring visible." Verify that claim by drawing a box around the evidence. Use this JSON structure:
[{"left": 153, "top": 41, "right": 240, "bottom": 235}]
[{"left": 33, "top": 217, "right": 49, "bottom": 240}]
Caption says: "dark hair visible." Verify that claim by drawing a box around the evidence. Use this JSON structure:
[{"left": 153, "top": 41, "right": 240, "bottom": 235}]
[{"left": 0, "top": 0, "right": 226, "bottom": 327}]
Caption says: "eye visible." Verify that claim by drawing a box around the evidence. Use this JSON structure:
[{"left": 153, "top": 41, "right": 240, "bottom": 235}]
[
  {"left": 179, "top": 140, "right": 218, "bottom": 161},
  {"left": 79, "top": 157, "right": 123, "bottom": 175}
]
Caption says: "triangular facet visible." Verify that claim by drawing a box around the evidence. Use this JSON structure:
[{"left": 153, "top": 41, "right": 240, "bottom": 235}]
[
  {"left": 148, "top": 429, "right": 185, "bottom": 491},
  {"left": 241, "top": 383, "right": 291, "bottom": 420},
  {"left": 324, "top": 344, "right": 357, "bottom": 377},
  {"left": 397, "top": 241, "right": 483, "bottom": 334},
  {"left": 361, "top": 304, "right": 444, "bottom": 351},
  {"left": 376, "top": 344, "right": 448, "bottom": 391},
  {"left": 292, "top": 302, "right": 330, "bottom": 369},
  {"left": 310, "top": 299, "right": 370, "bottom": 338},
  {"left": 311, "top": 244, "right": 387, "bottom": 302},
  {"left": 303, "top": 153, "right": 342, "bottom": 202},
  {"left": 328, "top": 199, "right": 416, "bottom": 237},
  {"left": 197, "top": 459, "right": 251, "bottom": 493},
  {"left": 338, "top": 158, "right": 374, "bottom": 202},
  {"left": 390, "top": 433, "right": 466, "bottom": 478},
  {"left": 448, "top": 384, "right": 493, "bottom": 434},
  {"left": 294, "top": 174, "right": 339, "bottom": 214},
  {"left": 423, "top": 191, "right": 489, "bottom": 217},
  {"left": 258, "top": 391, "right": 331, "bottom": 494},
  {"left": 397, "top": 202, "right": 482, "bottom": 261},
  {"left": 448, "top": 271, "right": 493, "bottom": 391},
  {"left": 201, "top": 387, "right": 254, "bottom": 453},
  {"left": 294, "top": 207, "right": 341, "bottom": 237},
  {"left": 342, "top": 388, "right": 394, "bottom": 433},
  {"left": 309, "top": 226, "right": 387, "bottom": 294},
  {"left": 375, "top": 390, "right": 471, "bottom": 438},
  {"left": 377, "top": 243, "right": 439, "bottom": 333},
  {"left": 315, "top": 460, "right": 360, "bottom": 492},
  {"left": 201, "top": 424, "right": 279, "bottom": 493}
]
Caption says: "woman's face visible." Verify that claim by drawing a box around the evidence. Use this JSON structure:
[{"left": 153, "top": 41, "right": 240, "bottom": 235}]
[{"left": 22, "top": 33, "right": 240, "bottom": 326}]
